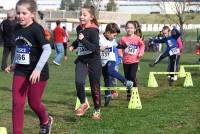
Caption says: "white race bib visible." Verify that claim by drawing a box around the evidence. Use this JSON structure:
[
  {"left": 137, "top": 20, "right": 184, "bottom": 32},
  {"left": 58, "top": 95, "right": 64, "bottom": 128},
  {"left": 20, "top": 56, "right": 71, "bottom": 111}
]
[
  {"left": 101, "top": 47, "right": 112, "bottom": 59},
  {"left": 125, "top": 45, "right": 138, "bottom": 55},
  {"left": 77, "top": 43, "right": 92, "bottom": 56},
  {"left": 169, "top": 48, "right": 180, "bottom": 56},
  {"left": 15, "top": 45, "right": 30, "bottom": 65}
]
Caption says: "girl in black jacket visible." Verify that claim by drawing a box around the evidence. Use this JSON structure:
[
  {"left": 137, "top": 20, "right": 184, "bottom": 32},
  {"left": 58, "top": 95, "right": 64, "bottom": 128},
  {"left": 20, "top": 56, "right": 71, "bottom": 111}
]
[{"left": 69, "top": 5, "right": 102, "bottom": 120}]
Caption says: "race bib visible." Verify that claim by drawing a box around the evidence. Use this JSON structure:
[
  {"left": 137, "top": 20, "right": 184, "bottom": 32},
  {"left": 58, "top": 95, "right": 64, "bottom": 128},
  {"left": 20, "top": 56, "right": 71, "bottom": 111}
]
[
  {"left": 101, "top": 47, "right": 112, "bottom": 59},
  {"left": 15, "top": 45, "right": 30, "bottom": 65},
  {"left": 169, "top": 48, "right": 180, "bottom": 56},
  {"left": 125, "top": 45, "right": 138, "bottom": 55},
  {"left": 77, "top": 43, "right": 92, "bottom": 56}
]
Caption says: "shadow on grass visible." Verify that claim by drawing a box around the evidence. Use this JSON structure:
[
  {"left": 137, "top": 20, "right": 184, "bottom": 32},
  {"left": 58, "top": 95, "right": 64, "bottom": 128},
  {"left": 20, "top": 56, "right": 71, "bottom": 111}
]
[
  {"left": 43, "top": 99, "right": 75, "bottom": 110},
  {"left": 0, "top": 86, "right": 11, "bottom": 92},
  {"left": 43, "top": 99, "right": 67, "bottom": 105}
]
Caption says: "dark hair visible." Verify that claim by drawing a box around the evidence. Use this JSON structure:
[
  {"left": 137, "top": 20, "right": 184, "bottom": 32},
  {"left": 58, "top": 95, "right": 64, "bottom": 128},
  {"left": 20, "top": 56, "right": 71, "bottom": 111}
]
[
  {"left": 63, "top": 26, "right": 66, "bottom": 30},
  {"left": 105, "top": 23, "right": 120, "bottom": 34},
  {"left": 126, "top": 20, "right": 143, "bottom": 38},
  {"left": 81, "top": 5, "right": 98, "bottom": 26},
  {"left": 56, "top": 20, "right": 61, "bottom": 25},
  {"left": 16, "top": 0, "right": 37, "bottom": 13}
]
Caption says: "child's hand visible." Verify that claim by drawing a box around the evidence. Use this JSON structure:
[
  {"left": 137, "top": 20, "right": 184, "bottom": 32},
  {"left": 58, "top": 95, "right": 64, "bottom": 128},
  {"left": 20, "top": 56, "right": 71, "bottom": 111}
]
[
  {"left": 68, "top": 45, "right": 74, "bottom": 51},
  {"left": 5, "top": 64, "right": 15, "bottom": 73},
  {"left": 137, "top": 54, "right": 142, "bottom": 59},
  {"left": 29, "top": 70, "right": 41, "bottom": 84},
  {"left": 78, "top": 33, "right": 84, "bottom": 40}
]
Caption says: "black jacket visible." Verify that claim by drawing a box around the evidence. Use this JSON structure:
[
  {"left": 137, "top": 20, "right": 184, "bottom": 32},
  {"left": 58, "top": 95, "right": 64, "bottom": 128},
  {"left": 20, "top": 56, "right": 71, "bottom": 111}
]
[
  {"left": 72, "top": 25, "right": 101, "bottom": 64},
  {"left": 0, "top": 19, "right": 17, "bottom": 46}
]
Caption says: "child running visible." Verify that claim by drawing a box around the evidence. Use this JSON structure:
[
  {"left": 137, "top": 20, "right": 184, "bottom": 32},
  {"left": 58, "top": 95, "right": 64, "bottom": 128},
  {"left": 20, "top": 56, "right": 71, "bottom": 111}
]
[
  {"left": 5, "top": 0, "right": 53, "bottom": 134},
  {"left": 69, "top": 5, "right": 102, "bottom": 120},
  {"left": 196, "top": 35, "right": 200, "bottom": 62},
  {"left": 118, "top": 20, "right": 145, "bottom": 100},
  {"left": 149, "top": 26, "right": 181, "bottom": 85},
  {"left": 99, "top": 23, "right": 133, "bottom": 106}
]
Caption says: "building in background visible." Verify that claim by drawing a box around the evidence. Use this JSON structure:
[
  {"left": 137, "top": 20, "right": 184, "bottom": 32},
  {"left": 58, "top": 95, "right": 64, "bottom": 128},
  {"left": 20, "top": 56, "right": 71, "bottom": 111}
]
[{"left": 97, "top": 0, "right": 200, "bottom": 14}]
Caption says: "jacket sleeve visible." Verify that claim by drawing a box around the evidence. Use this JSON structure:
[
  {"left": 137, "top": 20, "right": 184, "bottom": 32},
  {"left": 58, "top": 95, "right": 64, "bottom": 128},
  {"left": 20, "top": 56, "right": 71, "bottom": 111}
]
[
  {"left": 117, "top": 38, "right": 127, "bottom": 49},
  {"left": 80, "top": 29, "right": 99, "bottom": 52},
  {"left": 72, "top": 39, "right": 78, "bottom": 49},
  {"left": 177, "top": 37, "right": 183, "bottom": 49}
]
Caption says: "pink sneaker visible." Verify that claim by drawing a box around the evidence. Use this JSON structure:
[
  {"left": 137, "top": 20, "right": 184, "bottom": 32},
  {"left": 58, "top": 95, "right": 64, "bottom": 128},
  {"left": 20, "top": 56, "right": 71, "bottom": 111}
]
[
  {"left": 92, "top": 110, "right": 101, "bottom": 120},
  {"left": 75, "top": 103, "right": 89, "bottom": 117}
]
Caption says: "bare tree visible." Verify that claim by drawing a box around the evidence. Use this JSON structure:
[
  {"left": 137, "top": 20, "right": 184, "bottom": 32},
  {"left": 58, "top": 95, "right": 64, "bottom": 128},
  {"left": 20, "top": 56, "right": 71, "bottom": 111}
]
[
  {"left": 160, "top": 0, "right": 192, "bottom": 34},
  {"left": 91, "top": 0, "right": 102, "bottom": 11}
]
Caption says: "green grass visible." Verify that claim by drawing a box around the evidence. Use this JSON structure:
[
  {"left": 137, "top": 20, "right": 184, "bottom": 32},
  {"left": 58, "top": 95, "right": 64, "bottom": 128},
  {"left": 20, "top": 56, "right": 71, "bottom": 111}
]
[{"left": 0, "top": 48, "right": 200, "bottom": 133}]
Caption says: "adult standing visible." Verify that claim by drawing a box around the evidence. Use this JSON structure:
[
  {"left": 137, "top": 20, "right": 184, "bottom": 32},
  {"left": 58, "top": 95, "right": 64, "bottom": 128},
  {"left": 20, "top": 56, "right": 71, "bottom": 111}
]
[
  {"left": 53, "top": 20, "right": 65, "bottom": 65},
  {"left": 0, "top": 10, "right": 17, "bottom": 71}
]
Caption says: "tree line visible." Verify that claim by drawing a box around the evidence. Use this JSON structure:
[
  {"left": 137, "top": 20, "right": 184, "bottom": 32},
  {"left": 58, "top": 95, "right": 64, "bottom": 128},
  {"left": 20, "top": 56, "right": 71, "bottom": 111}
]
[{"left": 60, "top": 0, "right": 117, "bottom": 11}]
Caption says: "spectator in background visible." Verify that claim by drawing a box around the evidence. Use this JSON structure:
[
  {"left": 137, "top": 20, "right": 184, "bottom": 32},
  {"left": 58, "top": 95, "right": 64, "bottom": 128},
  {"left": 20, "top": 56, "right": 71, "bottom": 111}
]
[
  {"left": 157, "top": 31, "right": 164, "bottom": 52},
  {"left": 36, "top": 11, "right": 51, "bottom": 42},
  {"left": 53, "top": 20, "right": 65, "bottom": 65},
  {"left": 196, "top": 35, "right": 200, "bottom": 62},
  {"left": 63, "top": 26, "right": 70, "bottom": 61},
  {"left": 0, "top": 10, "right": 17, "bottom": 71}
]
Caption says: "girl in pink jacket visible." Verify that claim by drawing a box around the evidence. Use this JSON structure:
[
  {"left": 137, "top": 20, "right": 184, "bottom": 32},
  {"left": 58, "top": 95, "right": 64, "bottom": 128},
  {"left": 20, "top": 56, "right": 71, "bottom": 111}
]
[{"left": 118, "top": 20, "right": 145, "bottom": 100}]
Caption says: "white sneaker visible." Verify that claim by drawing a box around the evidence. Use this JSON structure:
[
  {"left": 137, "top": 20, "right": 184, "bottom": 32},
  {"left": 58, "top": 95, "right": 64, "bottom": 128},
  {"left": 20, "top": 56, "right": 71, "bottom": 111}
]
[
  {"left": 172, "top": 75, "right": 178, "bottom": 81},
  {"left": 53, "top": 60, "right": 60, "bottom": 66}
]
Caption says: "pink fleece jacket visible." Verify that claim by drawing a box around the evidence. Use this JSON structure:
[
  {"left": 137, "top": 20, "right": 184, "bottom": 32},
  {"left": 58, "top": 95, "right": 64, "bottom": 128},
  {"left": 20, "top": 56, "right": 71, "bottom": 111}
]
[
  {"left": 119, "top": 34, "right": 145, "bottom": 64},
  {"left": 177, "top": 37, "right": 183, "bottom": 54}
]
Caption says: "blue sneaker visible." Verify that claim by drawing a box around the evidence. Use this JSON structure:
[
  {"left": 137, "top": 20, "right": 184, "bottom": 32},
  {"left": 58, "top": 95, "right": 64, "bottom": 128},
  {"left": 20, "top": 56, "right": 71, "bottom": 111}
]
[
  {"left": 39, "top": 116, "right": 53, "bottom": 134},
  {"left": 125, "top": 80, "right": 133, "bottom": 90}
]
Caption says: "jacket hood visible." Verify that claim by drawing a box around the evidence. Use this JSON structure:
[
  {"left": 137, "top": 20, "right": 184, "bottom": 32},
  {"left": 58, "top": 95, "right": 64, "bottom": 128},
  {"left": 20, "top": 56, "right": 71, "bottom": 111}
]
[{"left": 80, "top": 23, "right": 99, "bottom": 30}]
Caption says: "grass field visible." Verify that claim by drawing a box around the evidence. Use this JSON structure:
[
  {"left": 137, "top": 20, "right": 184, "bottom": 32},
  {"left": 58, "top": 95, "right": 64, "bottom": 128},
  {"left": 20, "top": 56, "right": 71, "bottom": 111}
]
[{"left": 0, "top": 45, "right": 200, "bottom": 133}]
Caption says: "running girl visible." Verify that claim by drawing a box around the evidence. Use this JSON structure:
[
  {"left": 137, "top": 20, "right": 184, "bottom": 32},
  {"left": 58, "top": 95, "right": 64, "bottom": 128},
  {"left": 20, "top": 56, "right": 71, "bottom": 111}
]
[
  {"left": 69, "top": 5, "right": 102, "bottom": 120},
  {"left": 5, "top": 0, "right": 53, "bottom": 133},
  {"left": 118, "top": 20, "right": 145, "bottom": 100}
]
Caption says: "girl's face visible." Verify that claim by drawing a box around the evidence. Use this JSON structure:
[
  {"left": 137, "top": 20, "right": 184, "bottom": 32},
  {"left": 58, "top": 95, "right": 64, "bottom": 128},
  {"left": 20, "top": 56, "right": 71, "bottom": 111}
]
[
  {"left": 79, "top": 8, "right": 93, "bottom": 26},
  {"left": 162, "top": 29, "right": 170, "bottom": 37},
  {"left": 16, "top": 4, "right": 35, "bottom": 28},
  {"left": 125, "top": 23, "right": 136, "bottom": 36}
]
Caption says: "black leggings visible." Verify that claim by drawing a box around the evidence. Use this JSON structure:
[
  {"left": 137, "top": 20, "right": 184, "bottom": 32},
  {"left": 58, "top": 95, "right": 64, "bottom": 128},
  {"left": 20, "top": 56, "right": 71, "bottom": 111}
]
[
  {"left": 63, "top": 43, "right": 67, "bottom": 56},
  {"left": 75, "top": 60, "right": 102, "bottom": 110},
  {"left": 155, "top": 51, "right": 178, "bottom": 77},
  {"left": 123, "top": 62, "right": 138, "bottom": 88}
]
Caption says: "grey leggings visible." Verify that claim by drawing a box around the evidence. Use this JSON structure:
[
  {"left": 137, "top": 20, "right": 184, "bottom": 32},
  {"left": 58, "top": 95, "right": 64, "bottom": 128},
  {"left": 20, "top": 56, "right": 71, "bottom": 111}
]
[{"left": 75, "top": 61, "right": 102, "bottom": 110}]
